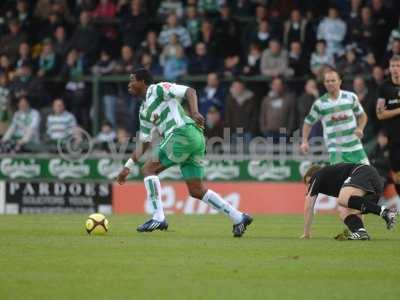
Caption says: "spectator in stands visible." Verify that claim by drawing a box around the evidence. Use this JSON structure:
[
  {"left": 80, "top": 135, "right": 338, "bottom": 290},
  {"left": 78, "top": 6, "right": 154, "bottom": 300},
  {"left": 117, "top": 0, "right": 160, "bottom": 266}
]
[
  {"left": 284, "top": 9, "right": 307, "bottom": 47},
  {"left": 160, "top": 34, "right": 183, "bottom": 66},
  {"left": 350, "top": 6, "right": 375, "bottom": 54},
  {"left": 371, "top": 0, "right": 395, "bottom": 59},
  {"left": 383, "top": 39, "right": 400, "bottom": 68},
  {"left": 96, "top": 121, "right": 116, "bottom": 143},
  {"left": 310, "top": 39, "right": 335, "bottom": 79},
  {"left": 159, "top": 13, "right": 192, "bottom": 49},
  {"left": 369, "top": 65, "right": 385, "bottom": 96},
  {"left": 198, "top": 0, "right": 223, "bottom": 19},
  {"left": 205, "top": 106, "right": 224, "bottom": 144},
  {"left": 243, "top": 4, "right": 268, "bottom": 45},
  {"left": 294, "top": 79, "right": 321, "bottom": 137},
  {"left": 53, "top": 25, "right": 69, "bottom": 59},
  {"left": 188, "top": 42, "right": 214, "bottom": 75},
  {"left": 220, "top": 54, "right": 241, "bottom": 79},
  {"left": 139, "top": 31, "right": 162, "bottom": 65},
  {"left": 119, "top": 0, "right": 148, "bottom": 49},
  {"left": 91, "top": 0, "right": 118, "bottom": 41},
  {"left": 0, "top": 73, "right": 11, "bottom": 136},
  {"left": 1, "top": 97, "right": 40, "bottom": 152},
  {"left": 91, "top": 49, "right": 118, "bottom": 128},
  {"left": 353, "top": 76, "right": 379, "bottom": 153},
  {"left": 34, "top": 0, "right": 72, "bottom": 22},
  {"left": 140, "top": 52, "right": 162, "bottom": 75},
  {"left": 0, "top": 55, "right": 13, "bottom": 77},
  {"left": 61, "top": 49, "right": 90, "bottom": 129},
  {"left": 15, "top": 42, "right": 33, "bottom": 69},
  {"left": 75, "top": 0, "right": 98, "bottom": 13},
  {"left": 289, "top": 41, "right": 308, "bottom": 77},
  {"left": 260, "top": 39, "right": 293, "bottom": 78},
  {"left": 69, "top": 11, "right": 100, "bottom": 64},
  {"left": 0, "top": 19, "right": 28, "bottom": 63},
  {"left": 158, "top": 0, "right": 184, "bottom": 20},
  {"left": 38, "top": 12, "right": 66, "bottom": 42},
  {"left": 259, "top": 77, "right": 295, "bottom": 141},
  {"left": 249, "top": 19, "right": 272, "bottom": 50},
  {"left": 199, "top": 20, "right": 218, "bottom": 57},
  {"left": 215, "top": 4, "right": 241, "bottom": 57},
  {"left": 45, "top": 98, "right": 78, "bottom": 150},
  {"left": 163, "top": 46, "right": 187, "bottom": 81},
  {"left": 10, "top": 63, "right": 45, "bottom": 107},
  {"left": 115, "top": 127, "right": 132, "bottom": 153},
  {"left": 114, "top": 45, "right": 138, "bottom": 75},
  {"left": 242, "top": 43, "right": 262, "bottom": 76},
  {"left": 16, "top": 0, "right": 33, "bottom": 33},
  {"left": 387, "top": 16, "right": 400, "bottom": 51},
  {"left": 225, "top": 79, "right": 257, "bottom": 143},
  {"left": 37, "top": 39, "right": 59, "bottom": 78},
  {"left": 199, "top": 72, "right": 225, "bottom": 117},
  {"left": 348, "top": 0, "right": 363, "bottom": 27},
  {"left": 92, "top": 0, "right": 117, "bottom": 18},
  {"left": 95, "top": 121, "right": 117, "bottom": 151},
  {"left": 317, "top": 6, "right": 347, "bottom": 57},
  {"left": 185, "top": 4, "right": 201, "bottom": 45},
  {"left": 336, "top": 46, "right": 365, "bottom": 78}
]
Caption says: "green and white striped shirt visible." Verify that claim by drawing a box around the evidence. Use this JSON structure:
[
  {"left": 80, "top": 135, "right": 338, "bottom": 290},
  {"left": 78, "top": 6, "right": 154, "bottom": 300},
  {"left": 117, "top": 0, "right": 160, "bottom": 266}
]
[
  {"left": 305, "top": 90, "right": 365, "bottom": 153},
  {"left": 139, "top": 82, "right": 194, "bottom": 142},
  {"left": 46, "top": 111, "right": 77, "bottom": 141}
]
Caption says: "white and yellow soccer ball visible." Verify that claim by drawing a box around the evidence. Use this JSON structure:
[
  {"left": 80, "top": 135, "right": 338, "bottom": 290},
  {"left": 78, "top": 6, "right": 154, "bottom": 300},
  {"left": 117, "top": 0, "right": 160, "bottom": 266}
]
[{"left": 85, "top": 213, "right": 109, "bottom": 235}]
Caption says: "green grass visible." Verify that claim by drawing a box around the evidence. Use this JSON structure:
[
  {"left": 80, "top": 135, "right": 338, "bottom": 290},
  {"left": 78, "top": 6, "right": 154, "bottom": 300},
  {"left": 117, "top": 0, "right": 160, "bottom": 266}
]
[{"left": 0, "top": 214, "right": 399, "bottom": 300}]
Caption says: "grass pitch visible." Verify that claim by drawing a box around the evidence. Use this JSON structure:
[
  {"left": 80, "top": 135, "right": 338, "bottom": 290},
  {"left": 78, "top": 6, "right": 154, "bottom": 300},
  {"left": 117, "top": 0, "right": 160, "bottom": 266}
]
[{"left": 0, "top": 214, "right": 399, "bottom": 300}]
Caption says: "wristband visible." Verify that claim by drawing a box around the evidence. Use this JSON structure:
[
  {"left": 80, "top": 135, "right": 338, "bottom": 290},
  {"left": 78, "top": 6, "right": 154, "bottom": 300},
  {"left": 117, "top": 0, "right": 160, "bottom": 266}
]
[{"left": 124, "top": 158, "right": 135, "bottom": 171}]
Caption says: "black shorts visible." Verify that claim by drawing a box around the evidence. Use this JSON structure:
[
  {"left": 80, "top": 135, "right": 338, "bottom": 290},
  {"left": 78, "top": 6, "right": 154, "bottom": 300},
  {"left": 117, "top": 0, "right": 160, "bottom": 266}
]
[
  {"left": 342, "top": 165, "right": 384, "bottom": 201},
  {"left": 388, "top": 142, "right": 400, "bottom": 172}
]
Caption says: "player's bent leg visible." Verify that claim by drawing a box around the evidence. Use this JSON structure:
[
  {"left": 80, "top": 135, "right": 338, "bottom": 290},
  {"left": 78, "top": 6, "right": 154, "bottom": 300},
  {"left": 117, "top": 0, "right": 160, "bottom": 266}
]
[
  {"left": 336, "top": 204, "right": 370, "bottom": 240},
  {"left": 185, "top": 178, "right": 253, "bottom": 237},
  {"left": 137, "top": 161, "right": 169, "bottom": 232},
  {"left": 338, "top": 186, "right": 397, "bottom": 230}
]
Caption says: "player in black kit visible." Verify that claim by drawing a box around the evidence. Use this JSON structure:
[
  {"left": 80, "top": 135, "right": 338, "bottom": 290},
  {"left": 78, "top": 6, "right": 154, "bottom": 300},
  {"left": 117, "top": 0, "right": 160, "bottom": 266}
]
[
  {"left": 377, "top": 55, "right": 400, "bottom": 199},
  {"left": 302, "top": 163, "right": 397, "bottom": 240}
]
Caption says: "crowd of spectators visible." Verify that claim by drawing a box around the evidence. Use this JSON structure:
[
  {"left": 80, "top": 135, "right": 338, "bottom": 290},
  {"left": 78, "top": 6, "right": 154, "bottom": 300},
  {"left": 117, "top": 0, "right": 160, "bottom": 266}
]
[{"left": 0, "top": 0, "right": 399, "bottom": 155}]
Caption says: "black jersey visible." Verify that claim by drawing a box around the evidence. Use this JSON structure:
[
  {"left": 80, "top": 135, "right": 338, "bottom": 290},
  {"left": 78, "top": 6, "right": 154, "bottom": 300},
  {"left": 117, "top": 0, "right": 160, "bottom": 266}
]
[
  {"left": 376, "top": 80, "right": 400, "bottom": 143},
  {"left": 308, "top": 163, "right": 383, "bottom": 198}
]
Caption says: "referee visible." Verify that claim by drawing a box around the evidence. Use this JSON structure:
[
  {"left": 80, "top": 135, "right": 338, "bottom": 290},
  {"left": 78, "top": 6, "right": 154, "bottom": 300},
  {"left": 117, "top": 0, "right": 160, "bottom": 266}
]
[{"left": 376, "top": 55, "right": 400, "bottom": 197}]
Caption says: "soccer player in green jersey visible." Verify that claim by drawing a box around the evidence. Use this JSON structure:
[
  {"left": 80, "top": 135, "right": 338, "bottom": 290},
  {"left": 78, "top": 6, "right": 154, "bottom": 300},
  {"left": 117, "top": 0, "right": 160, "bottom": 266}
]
[
  {"left": 116, "top": 69, "right": 252, "bottom": 237},
  {"left": 301, "top": 69, "right": 369, "bottom": 165}
]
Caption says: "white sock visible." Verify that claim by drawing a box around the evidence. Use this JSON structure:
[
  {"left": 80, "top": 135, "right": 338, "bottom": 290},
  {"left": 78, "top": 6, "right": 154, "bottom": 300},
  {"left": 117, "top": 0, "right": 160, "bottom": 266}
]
[
  {"left": 201, "top": 189, "right": 243, "bottom": 224},
  {"left": 144, "top": 175, "right": 165, "bottom": 222}
]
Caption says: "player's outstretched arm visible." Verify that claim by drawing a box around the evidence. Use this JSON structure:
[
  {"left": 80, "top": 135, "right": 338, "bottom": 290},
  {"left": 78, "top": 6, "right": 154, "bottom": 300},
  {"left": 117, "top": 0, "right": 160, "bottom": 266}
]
[
  {"left": 117, "top": 141, "right": 151, "bottom": 185},
  {"left": 185, "top": 87, "right": 205, "bottom": 128},
  {"left": 301, "top": 194, "right": 317, "bottom": 239}
]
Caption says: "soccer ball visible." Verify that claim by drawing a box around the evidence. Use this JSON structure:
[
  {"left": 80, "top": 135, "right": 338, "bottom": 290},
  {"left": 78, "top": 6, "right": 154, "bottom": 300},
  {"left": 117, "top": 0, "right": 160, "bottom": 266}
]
[{"left": 85, "top": 213, "right": 109, "bottom": 235}]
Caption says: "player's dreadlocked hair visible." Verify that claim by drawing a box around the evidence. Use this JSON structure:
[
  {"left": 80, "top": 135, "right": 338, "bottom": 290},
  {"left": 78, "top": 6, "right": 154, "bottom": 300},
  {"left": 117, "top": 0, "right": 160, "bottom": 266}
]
[
  {"left": 132, "top": 68, "right": 153, "bottom": 85},
  {"left": 303, "top": 165, "right": 323, "bottom": 184}
]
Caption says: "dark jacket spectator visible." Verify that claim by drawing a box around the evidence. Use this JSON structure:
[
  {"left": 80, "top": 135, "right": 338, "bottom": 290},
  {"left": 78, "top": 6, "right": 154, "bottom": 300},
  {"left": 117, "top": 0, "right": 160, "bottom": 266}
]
[
  {"left": 188, "top": 42, "right": 214, "bottom": 75},
  {"left": 249, "top": 20, "right": 272, "bottom": 50},
  {"left": 283, "top": 9, "right": 308, "bottom": 46},
  {"left": 69, "top": 11, "right": 100, "bottom": 62},
  {"left": 52, "top": 25, "right": 69, "bottom": 59},
  {"left": 37, "top": 39, "right": 60, "bottom": 78},
  {"left": 199, "top": 73, "right": 225, "bottom": 117},
  {"left": 139, "top": 31, "right": 162, "bottom": 64},
  {"left": 119, "top": 1, "right": 148, "bottom": 49},
  {"left": 0, "top": 19, "right": 28, "bottom": 63},
  {"left": 225, "top": 80, "right": 258, "bottom": 136},
  {"left": 350, "top": 6, "right": 376, "bottom": 53},
  {"left": 294, "top": 79, "right": 320, "bottom": 133},
  {"left": 289, "top": 41, "right": 308, "bottom": 77},
  {"left": 214, "top": 5, "right": 241, "bottom": 57},
  {"left": 243, "top": 43, "right": 262, "bottom": 76},
  {"left": 15, "top": 42, "right": 34, "bottom": 70},
  {"left": 114, "top": 45, "right": 139, "bottom": 75},
  {"left": 259, "top": 77, "right": 295, "bottom": 138}
]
